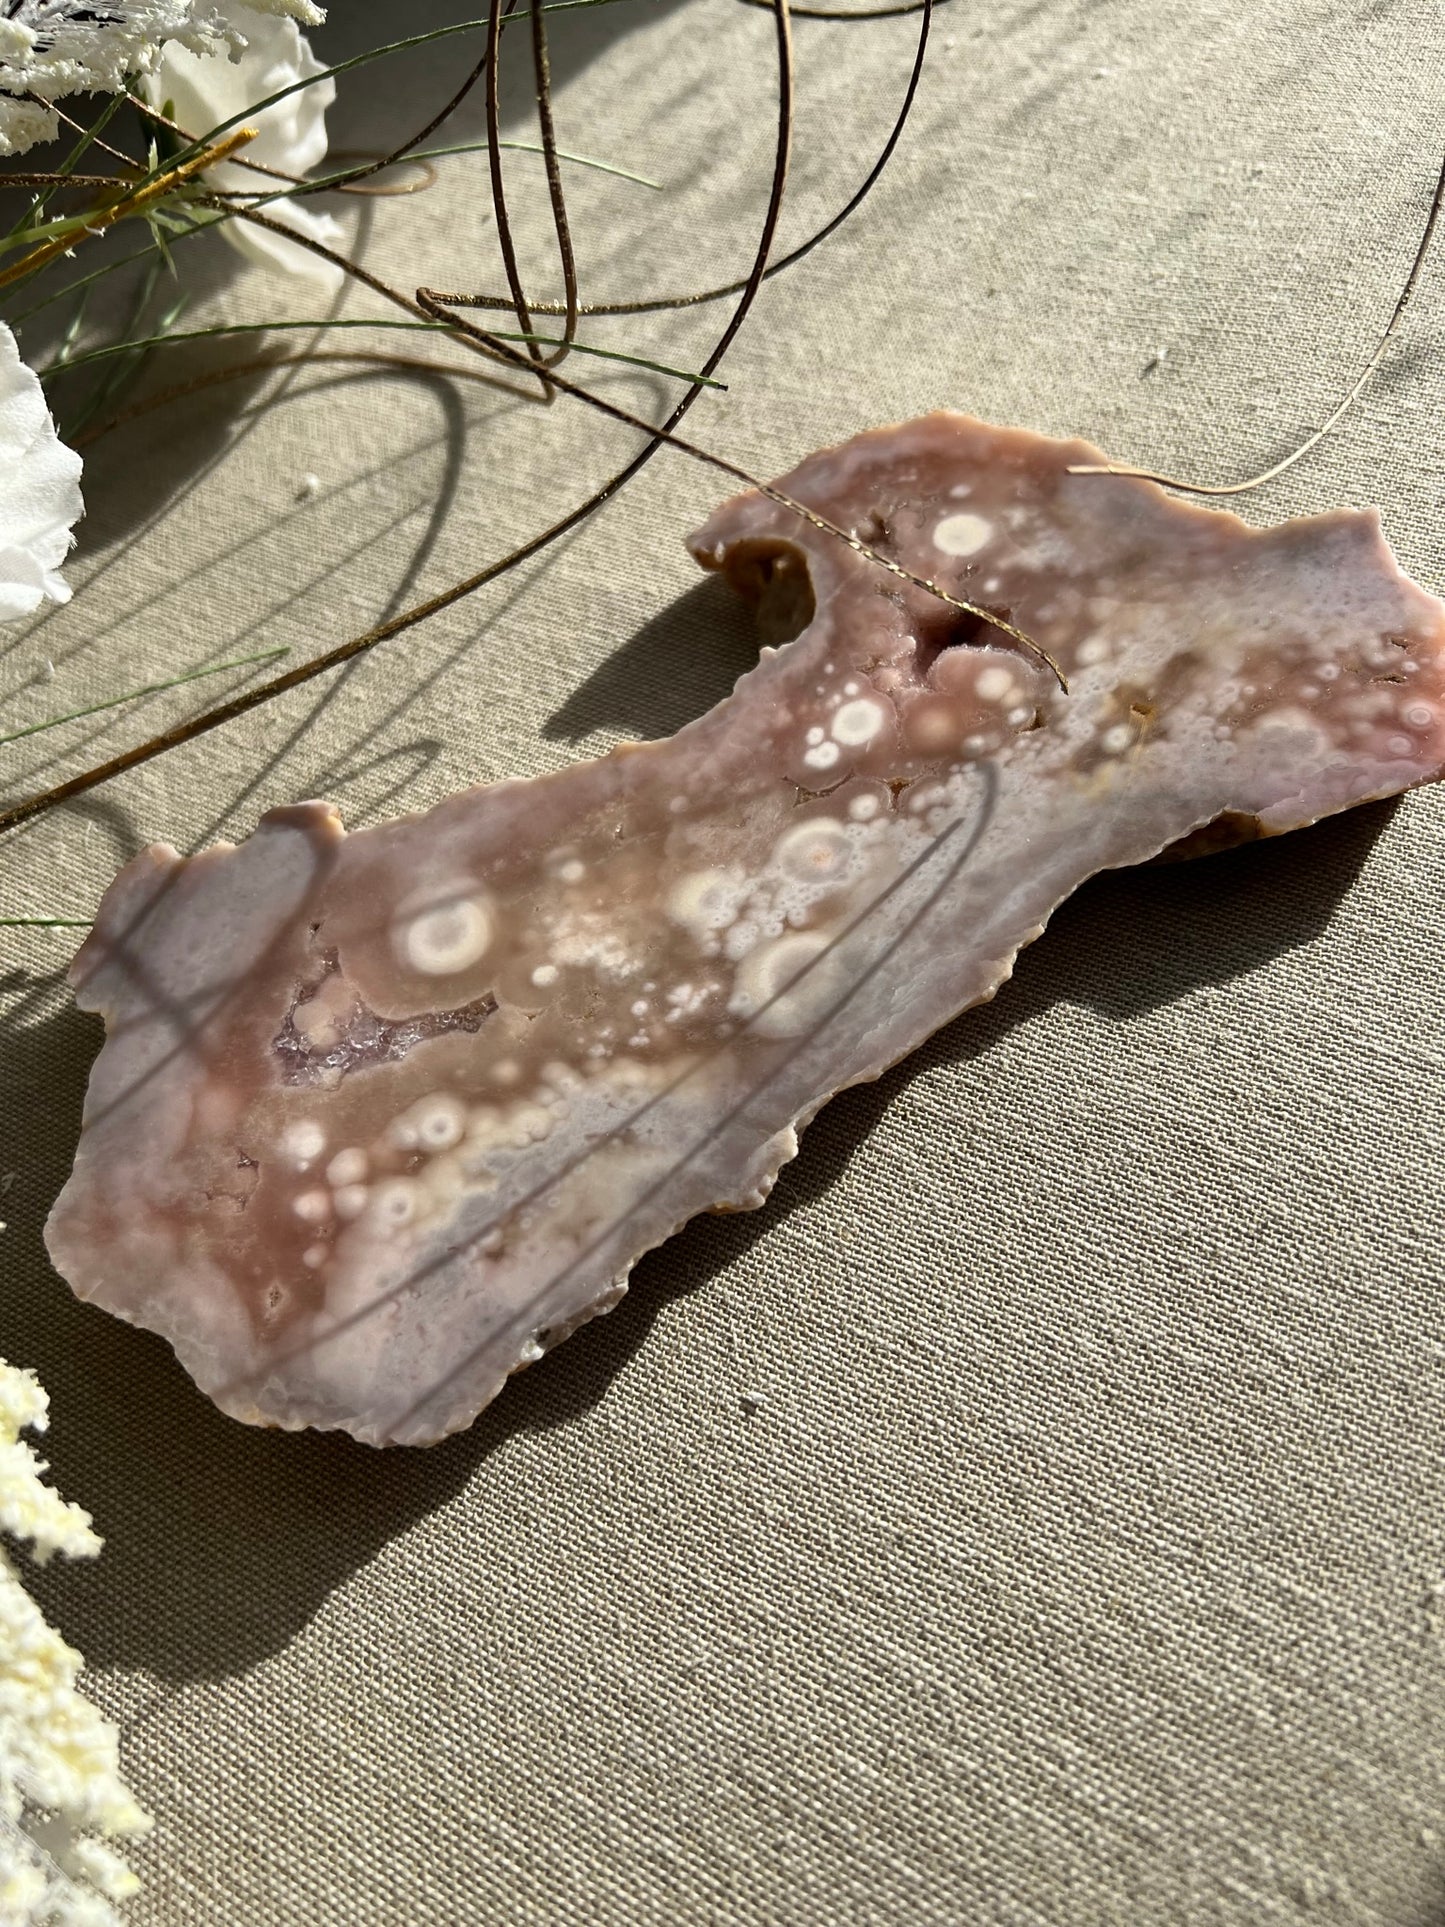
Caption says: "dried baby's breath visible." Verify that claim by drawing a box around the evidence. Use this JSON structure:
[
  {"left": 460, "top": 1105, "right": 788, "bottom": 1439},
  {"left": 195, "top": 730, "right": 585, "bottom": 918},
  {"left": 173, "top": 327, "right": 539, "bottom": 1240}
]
[{"left": 0, "top": 1362, "right": 151, "bottom": 1926}]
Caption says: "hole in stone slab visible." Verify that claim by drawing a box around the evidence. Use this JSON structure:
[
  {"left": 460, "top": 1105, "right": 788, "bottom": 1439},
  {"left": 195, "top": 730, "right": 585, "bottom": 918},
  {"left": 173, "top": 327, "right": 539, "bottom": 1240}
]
[
  {"left": 914, "top": 604, "right": 1013, "bottom": 678},
  {"left": 722, "top": 539, "right": 817, "bottom": 648}
]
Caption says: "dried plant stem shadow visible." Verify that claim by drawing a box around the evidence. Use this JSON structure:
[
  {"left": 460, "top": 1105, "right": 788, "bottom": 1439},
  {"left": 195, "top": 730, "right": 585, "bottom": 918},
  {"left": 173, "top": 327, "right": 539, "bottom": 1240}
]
[
  {"left": 22, "top": 796, "right": 1389, "bottom": 1683},
  {"left": 0, "top": 0, "right": 951, "bottom": 840},
  {"left": 178, "top": 361, "right": 473, "bottom": 847}
]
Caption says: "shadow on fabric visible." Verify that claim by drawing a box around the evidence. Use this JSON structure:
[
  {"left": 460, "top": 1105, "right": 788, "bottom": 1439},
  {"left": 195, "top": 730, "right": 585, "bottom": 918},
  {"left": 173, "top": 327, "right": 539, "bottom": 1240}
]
[
  {"left": 543, "top": 574, "right": 765, "bottom": 744},
  {"left": 20, "top": 790, "right": 1392, "bottom": 1684},
  {"left": 2, "top": 0, "right": 681, "bottom": 553}
]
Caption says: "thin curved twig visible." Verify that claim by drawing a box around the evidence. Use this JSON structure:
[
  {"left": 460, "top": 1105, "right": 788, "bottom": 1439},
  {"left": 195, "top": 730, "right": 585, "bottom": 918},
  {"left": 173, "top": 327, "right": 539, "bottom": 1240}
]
[
  {"left": 1068, "top": 136, "right": 1445, "bottom": 497},
  {"left": 425, "top": 0, "right": 935, "bottom": 319},
  {"left": 529, "top": 0, "right": 580, "bottom": 364},
  {"left": 38, "top": 98, "right": 136, "bottom": 169},
  {"left": 417, "top": 285, "right": 1064, "bottom": 691},
  {"left": 485, "top": 0, "right": 549, "bottom": 392},
  {"left": 0, "top": 171, "right": 133, "bottom": 190},
  {"left": 0, "top": 0, "right": 802, "bottom": 839}
]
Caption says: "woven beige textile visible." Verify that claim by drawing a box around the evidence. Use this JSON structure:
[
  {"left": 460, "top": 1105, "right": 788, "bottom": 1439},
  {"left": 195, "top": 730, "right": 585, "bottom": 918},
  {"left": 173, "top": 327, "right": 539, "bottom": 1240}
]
[{"left": 5, "top": 0, "right": 1445, "bottom": 1919}]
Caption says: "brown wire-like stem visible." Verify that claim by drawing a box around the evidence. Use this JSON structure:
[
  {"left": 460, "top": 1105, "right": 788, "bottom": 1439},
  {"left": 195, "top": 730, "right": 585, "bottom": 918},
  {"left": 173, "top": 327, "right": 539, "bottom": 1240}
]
[
  {"left": 38, "top": 97, "right": 137, "bottom": 168},
  {"left": 0, "top": 0, "right": 803, "bottom": 840},
  {"left": 416, "top": 285, "right": 1065, "bottom": 691},
  {"left": 740, "top": 0, "right": 950, "bottom": 15},
  {"left": 1068, "top": 136, "right": 1445, "bottom": 497},
  {"left": 485, "top": 0, "right": 549, "bottom": 393},
  {"left": 530, "top": 0, "right": 580, "bottom": 363},
  {"left": 424, "top": 0, "right": 934, "bottom": 320},
  {"left": 0, "top": 171, "right": 136, "bottom": 189}
]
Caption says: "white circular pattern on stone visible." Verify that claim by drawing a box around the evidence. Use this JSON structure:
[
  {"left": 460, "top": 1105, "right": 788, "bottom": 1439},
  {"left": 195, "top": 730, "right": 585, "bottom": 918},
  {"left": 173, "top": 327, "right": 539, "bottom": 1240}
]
[
  {"left": 730, "top": 931, "right": 844, "bottom": 1037},
  {"left": 667, "top": 868, "right": 742, "bottom": 936},
  {"left": 326, "top": 1147, "right": 367, "bottom": 1188},
  {"left": 282, "top": 1119, "right": 325, "bottom": 1167},
  {"left": 830, "top": 697, "right": 887, "bottom": 746},
  {"left": 334, "top": 1185, "right": 369, "bottom": 1222},
  {"left": 399, "top": 890, "right": 493, "bottom": 976},
  {"left": 932, "top": 511, "right": 992, "bottom": 557},
  {"left": 370, "top": 1180, "right": 417, "bottom": 1229},
  {"left": 975, "top": 665, "right": 1016, "bottom": 703},
  {"left": 774, "top": 818, "right": 851, "bottom": 883},
  {"left": 412, "top": 1094, "right": 467, "bottom": 1151}
]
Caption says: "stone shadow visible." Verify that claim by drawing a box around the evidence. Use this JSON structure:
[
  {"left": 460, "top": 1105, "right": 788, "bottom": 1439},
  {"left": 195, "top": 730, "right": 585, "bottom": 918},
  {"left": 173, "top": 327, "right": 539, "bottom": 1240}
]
[
  {"left": 19, "top": 790, "right": 1390, "bottom": 1683},
  {"left": 543, "top": 573, "right": 761, "bottom": 743}
]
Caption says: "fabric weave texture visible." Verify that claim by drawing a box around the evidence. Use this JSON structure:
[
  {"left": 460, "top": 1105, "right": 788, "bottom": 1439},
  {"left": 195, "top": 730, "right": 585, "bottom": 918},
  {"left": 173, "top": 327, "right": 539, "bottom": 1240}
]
[{"left": 3, "top": 1, "right": 1445, "bottom": 1920}]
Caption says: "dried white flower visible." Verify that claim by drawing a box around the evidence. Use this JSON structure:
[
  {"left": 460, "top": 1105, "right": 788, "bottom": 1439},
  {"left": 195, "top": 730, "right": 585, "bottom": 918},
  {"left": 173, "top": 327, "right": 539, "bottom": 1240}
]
[
  {"left": 0, "top": 1361, "right": 151, "bottom": 1925},
  {"left": 0, "top": 322, "right": 84, "bottom": 625},
  {"left": 0, "top": 3, "right": 232, "bottom": 156},
  {"left": 0, "top": 96, "right": 62, "bottom": 158},
  {"left": 227, "top": 0, "right": 325, "bottom": 19},
  {"left": 143, "top": 0, "right": 343, "bottom": 288},
  {"left": 0, "top": 0, "right": 326, "bottom": 157}
]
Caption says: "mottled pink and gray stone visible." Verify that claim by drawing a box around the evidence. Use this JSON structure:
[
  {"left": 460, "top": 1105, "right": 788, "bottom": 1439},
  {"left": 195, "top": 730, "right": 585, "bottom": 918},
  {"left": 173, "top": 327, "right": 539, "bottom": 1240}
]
[{"left": 44, "top": 414, "right": 1445, "bottom": 1445}]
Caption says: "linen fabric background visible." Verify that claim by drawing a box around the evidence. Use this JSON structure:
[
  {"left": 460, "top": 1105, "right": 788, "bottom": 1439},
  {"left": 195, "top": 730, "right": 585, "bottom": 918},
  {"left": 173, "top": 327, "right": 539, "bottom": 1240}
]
[{"left": 3, "top": 1, "right": 1445, "bottom": 1920}]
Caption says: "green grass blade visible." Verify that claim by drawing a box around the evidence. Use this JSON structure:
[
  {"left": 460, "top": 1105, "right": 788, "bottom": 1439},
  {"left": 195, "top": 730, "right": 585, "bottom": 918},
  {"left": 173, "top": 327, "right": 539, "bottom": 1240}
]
[{"left": 0, "top": 646, "right": 290, "bottom": 749}]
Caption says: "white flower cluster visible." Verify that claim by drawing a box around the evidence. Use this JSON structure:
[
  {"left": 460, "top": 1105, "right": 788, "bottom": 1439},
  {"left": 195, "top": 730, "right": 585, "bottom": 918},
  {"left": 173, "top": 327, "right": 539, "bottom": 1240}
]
[
  {"left": 0, "top": 0, "right": 326, "bottom": 158},
  {"left": 0, "top": 1362, "right": 150, "bottom": 1925},
  {"left": 0, "top": 1, "right": 234, "bottom": 158}
]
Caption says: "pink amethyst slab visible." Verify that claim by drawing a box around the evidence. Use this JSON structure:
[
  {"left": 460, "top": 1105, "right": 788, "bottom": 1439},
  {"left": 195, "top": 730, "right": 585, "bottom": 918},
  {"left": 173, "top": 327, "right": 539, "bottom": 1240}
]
[{"left": 44, "top": 414, "right": 1445, "bottom": 1445}]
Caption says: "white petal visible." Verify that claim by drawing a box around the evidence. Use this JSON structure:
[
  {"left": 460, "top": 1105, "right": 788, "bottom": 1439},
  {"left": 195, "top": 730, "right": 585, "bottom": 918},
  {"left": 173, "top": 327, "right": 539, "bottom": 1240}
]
[
  {"left": 244, "top": 0, "right": 326, "bottom": 21},
  {"left": 0, "top": 550, "right": 57, "bottom": 623},
  {"left": 142, "top": 1, "right": 343, "bottom": 287},
  {"left": 0, "top": 324, "right": 84, "bottom": 624},
  {"left": 222, "top": 195, "right": 345, "bottom": 289}
]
